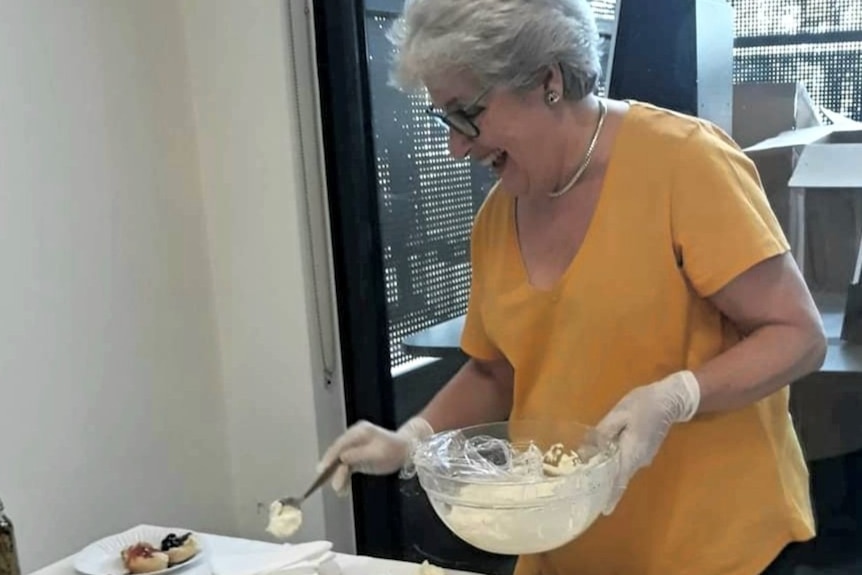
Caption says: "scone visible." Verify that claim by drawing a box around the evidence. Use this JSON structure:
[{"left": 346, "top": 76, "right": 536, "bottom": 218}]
[
  {"left": 160, "top": 532, "right": 199, "bottom": 565},
  {"left": 121, "top": 543, "right": 170, "bottom": 574}
]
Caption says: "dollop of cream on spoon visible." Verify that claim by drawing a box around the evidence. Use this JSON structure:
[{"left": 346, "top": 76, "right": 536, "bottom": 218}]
[{"left": 266, "top": 500, "right": 303, "bottom": 539}]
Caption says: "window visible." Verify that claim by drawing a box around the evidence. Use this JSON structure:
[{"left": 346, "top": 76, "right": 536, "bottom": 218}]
[
  {"left": 365, "top": 11, "right": 495, "bottom": 369},
  {"left": 731, "top": 0, "right": 862, "bottom": 120}
]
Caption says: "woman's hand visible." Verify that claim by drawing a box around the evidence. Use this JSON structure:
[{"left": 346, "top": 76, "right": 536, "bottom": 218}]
[
  {"left": 595, "top": 371, "right": 701, "bottom": 513},
  {"left": 316, "top": 417, "right": 434, "bottom": 495}
]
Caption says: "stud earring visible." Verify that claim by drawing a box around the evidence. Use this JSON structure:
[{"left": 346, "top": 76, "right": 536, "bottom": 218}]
[{"left": 545, "top": 90, "right": 561, "bottom": 105}]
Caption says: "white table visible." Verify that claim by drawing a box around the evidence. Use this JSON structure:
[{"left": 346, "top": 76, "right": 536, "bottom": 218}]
[{"left": 28, "top": 527, "right": 480, "bottom": 575}]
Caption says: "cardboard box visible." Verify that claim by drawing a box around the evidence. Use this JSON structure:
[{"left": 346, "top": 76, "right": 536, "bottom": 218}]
[
  {"left": 740, "top": 88, "right": 862, "bottom": 297},
  {"left": 732, "top": 81, "right": 822, "bottom": 149}
]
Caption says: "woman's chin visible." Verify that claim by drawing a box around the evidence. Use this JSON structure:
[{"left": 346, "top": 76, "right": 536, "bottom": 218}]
[
  {"left": 491, "top": 159, "right": 530, "bottom": 197},
  {"left": 497, "top": 172, "right": 527, "bottom": 197}
]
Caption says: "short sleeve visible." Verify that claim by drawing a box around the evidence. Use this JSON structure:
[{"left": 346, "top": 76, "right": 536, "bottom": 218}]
[
  {"left": 670, "top": 122, "right": 790, "bottom": 297},
  {"left": 460, "top": 196, "right": 503, "bottom": 361}
]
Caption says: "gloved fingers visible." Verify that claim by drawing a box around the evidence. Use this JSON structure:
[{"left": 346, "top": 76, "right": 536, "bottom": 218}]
[
  {"left": 602, "top": 458, "right": 635, "bottom": 516},
  {"left": 601, "top": 429, "right": 639, "bottom": 515},
  {"left": 579, "top": 426, "right": 614, "bottom": 459},
  {"left": 330, "top": 463, "right": 352, "bottom": 496},
  {"left": 397, "top": 416, "right": 434, "bottom": 441},
  {"left": 617, "top": 427, "right": 645, "bottom": 475},
  {"left": 317, "top": 421, "right": 376, "bottom": 473},
  {"left": 595, "top": 392, "right": 635, "bottom": 437},
  {"left": 605, "top": 456, "right": 636, "bottom": 515},
  {"left": 344, "top": 441, "right": 409, "bottom": 476},
  {"left": 602, "top": 487, "right": 624, "bottom": 516},
  {"left": 340, "top": 444, "right": 385, "bottom": 474},
  {"left": 595, "top": 406, "right": 629, "bottom": 440}
]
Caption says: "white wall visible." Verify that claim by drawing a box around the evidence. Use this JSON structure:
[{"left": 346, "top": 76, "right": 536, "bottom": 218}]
[
  {"left": 0, "top": 1, "right": 234, "bottom": 571},
  {"left": 179, "top": 0, "right": 354, "bottom": 552},
  {"left": 0, "top": 0, "right": 352, "bottom": 571}
]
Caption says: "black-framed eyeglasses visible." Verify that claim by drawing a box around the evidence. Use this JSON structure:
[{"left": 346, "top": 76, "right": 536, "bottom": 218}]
[{"left": 425, "top": 85, "right": 493, "bottom": 139}]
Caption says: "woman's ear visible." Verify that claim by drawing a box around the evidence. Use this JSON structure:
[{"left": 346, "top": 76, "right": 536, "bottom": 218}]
[
  {"left": 542, "top": 64, "right": 565, "bottom": 96},
  {"left": 541, "top": 65, "right": 566, "bottom": 106}
]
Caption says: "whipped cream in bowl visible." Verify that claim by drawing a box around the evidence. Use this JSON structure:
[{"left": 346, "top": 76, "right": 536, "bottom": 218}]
[{"left": 410, "top": 420, "right": 619, "bottom": 555}]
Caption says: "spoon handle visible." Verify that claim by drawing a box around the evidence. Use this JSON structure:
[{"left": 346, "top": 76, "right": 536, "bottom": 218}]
[{"left": 302, "top": 459, "right": 341, "bottom": 501}]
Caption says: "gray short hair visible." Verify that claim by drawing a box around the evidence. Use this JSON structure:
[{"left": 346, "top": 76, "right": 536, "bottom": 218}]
[{"left": 388, "top": 0, "right": 602, "bottom": 101}]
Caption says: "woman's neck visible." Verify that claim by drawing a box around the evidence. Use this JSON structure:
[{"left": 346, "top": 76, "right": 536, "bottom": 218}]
[{"left": 548, "top": 96, "right": 606, "bottom": 195}]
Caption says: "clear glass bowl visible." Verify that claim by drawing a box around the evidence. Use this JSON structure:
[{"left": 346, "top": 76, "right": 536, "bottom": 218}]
[{"left": 411, "top": 420, "right": 620, "bottom": 556}]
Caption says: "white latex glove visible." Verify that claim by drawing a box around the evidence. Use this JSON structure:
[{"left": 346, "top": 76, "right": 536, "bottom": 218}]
[
  {"left": 316, "top": 417, "right": 434, "bottom": 496},
  {"left": 595, "top": 370, "right": 701, "bottom": 514}
]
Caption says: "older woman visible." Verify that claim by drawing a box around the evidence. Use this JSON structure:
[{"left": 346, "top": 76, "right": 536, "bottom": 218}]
[{"left": 318, "top": 0, "right": 827, "bottom": 573}]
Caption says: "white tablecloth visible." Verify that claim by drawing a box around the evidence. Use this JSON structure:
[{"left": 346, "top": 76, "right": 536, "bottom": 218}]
[{"left": 28, "top": 526, "right": 480, "bottom": 575}]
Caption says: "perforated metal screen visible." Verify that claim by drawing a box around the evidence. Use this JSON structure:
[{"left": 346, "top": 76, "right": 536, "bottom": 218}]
[
  {"left": 731, "top": 0, "right": 862, "bottom": 120},
  {"left": 732, "top": 0, "right": 862, "bottom": 37},
  {"left": 365, "top": 12, "right": 495, "bottom": 369},
  {"left": 734, "top": 42, "right": 862, "bottom": 120},
  {"left": 590, "top": 0, "right": 618, "bottom": 20}
]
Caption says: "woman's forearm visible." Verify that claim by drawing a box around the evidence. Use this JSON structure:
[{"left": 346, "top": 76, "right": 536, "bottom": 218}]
[
  {"left": 693, "top": 322, "right": 826, "bottom": 414},
  {"left": 419, "top": 357, "right": 514, "bottom": 432}
]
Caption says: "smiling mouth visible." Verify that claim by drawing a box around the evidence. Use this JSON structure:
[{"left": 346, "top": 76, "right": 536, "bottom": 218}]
[{"left": 478, "top": 150, "right": 508, "bottom": 171}]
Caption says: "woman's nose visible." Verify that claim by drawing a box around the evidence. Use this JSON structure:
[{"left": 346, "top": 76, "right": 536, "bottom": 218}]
[{"left": 448, "top": 129, "right": 472, "bottom": 159}]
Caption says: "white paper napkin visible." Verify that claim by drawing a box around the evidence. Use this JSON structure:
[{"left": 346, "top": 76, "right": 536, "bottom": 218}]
[{"left": 209, "top": 541, "right": 340, "bottom": 575}]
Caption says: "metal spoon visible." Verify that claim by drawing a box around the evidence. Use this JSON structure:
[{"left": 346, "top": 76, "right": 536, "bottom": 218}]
[{"left": 278, "top": 459, "right": 341, "bottom": 508}]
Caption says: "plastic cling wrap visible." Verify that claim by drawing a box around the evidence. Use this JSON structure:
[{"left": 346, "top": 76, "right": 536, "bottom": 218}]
[{"left": 404, "top": 429, "right": 548, "bottom": 482}]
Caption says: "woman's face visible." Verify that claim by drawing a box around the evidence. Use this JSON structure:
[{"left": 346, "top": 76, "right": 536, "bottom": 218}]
[{"left": 426, "top": 71, "right": 565, "bottom": 198}]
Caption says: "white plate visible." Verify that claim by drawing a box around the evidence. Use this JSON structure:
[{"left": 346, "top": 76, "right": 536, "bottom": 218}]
[{"left": 74, "top": 526, "right": 206, "bottom": 575}]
